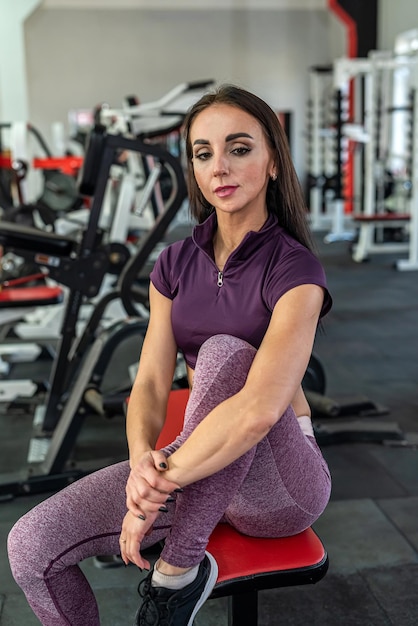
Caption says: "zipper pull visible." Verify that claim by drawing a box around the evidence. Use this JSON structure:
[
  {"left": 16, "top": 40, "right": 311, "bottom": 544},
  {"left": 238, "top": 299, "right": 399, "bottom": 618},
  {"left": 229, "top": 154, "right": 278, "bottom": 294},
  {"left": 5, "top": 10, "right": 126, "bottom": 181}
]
[{"left": 217, "top": 271, "right": 223, "bottom": 287}]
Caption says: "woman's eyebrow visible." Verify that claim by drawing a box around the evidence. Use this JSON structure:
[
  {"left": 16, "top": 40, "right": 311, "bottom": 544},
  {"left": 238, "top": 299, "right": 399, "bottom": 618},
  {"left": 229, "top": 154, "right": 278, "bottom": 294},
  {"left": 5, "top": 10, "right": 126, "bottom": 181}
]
[
  {"left": 193, "top": 132, "right": 254, "bottom": 147},
  {"left": 225, "top": 132, "right": 254, "bottom": 142}
]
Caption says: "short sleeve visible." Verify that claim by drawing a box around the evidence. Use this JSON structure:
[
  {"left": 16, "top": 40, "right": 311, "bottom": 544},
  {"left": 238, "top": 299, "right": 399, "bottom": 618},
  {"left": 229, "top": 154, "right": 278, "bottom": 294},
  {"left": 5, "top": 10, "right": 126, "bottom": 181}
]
[
  {"left": 263, "top": 246, "right": 332, "bottom": 318},
  {"left": 149, "top": 246, "right": 174, "bottom": 299}
]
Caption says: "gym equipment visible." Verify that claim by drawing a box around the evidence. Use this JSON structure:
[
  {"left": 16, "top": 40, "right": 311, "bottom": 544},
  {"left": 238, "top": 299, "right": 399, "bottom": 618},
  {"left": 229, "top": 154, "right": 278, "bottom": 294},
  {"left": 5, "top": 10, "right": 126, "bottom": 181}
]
[
  {"left": 0, "top": 127, "right": 129, "bottom": 430},
  {"left": 307, "top": 35, "right": 418, "bottom": 268},
  {"left": 306, "top": 65, "right": 355, "bottom": 240},
  {"left": 99, "top": 79, "right": 215, "bottom": 139},
  {"left": 0, "top": 83, "right": 210, "bottom": 412},
  {"left": 95, "top": 80, "right": 215, "bottom": 240},
  {"left": 302, "top": 353, "right": 404, "bottom": 445},
  {"left": 0, "top": 271, "right": 64, "bottom": 403},
  {"left": 0, "top": 124, "right": 86, "bottom": 381},
  {"left": 302, "top": 353, "right": 326, "bottom": 396},
  {"left": 332, "top": 52, "right": 416, "bottom": 264},
  {"left": 308, "top": 66, "right": 347, "bottom": 232},
  {"left": 0, "top": 122, "right": 84, "bottom": 225},
  {"left": 0, "top": 124, "right": 188, "bottom": 500},
  {"left": 74, "top": 82, "right": 214, "bottom": 253}
]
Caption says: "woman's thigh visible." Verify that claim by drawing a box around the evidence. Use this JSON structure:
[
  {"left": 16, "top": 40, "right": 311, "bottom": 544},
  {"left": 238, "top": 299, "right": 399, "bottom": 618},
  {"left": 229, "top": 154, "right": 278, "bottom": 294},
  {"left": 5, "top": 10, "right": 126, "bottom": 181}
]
[
  {"left": 224, "top": 408, "right": 331, "bottom": 537},
  {"left": 8, "top": 460, "right": 131, "bottom": 578}
]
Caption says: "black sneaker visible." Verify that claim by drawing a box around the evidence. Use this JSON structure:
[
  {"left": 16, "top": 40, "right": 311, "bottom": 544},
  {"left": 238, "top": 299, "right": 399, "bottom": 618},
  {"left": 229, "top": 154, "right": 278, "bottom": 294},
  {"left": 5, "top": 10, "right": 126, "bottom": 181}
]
[{"left": 134, "top": 551, "right": 218, "bottom": 626}]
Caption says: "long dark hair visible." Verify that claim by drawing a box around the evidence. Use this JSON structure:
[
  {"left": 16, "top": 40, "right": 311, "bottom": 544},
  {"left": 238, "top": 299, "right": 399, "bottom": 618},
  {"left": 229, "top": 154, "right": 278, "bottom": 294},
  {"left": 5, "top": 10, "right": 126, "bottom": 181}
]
[{"left": 183, "top": 84, "right": 314, "bottom": 251}]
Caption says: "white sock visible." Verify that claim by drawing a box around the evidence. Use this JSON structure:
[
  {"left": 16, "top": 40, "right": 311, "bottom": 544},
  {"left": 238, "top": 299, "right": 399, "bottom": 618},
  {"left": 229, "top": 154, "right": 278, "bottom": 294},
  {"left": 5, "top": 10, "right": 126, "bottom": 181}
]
[{"left": 151, "top": 560, "right": 199, "bottom": 590}]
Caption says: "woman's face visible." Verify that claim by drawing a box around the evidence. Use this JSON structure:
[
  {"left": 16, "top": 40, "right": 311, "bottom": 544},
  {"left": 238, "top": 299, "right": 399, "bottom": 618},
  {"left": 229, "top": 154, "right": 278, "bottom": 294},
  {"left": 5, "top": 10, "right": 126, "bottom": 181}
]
[{"left": 189, "top": 103, "right": 275, "bottom": 221}]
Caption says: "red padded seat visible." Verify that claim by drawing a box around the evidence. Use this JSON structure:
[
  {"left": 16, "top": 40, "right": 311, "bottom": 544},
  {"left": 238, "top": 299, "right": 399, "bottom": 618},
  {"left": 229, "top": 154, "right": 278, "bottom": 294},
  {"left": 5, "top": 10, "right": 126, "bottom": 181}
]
[
  {"left": 155, "top": 388, "right": 190, "bottom": 448},
  {"left": 0, "top": 285, "right": 64, "bottom": 308},
  {"left": 209, "top": 523, "right": 326, "bottom": 587}
]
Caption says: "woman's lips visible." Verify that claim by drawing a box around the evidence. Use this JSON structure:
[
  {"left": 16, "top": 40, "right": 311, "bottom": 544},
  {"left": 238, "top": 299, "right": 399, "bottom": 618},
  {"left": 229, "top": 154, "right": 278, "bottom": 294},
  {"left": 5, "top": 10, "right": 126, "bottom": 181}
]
[{"left": 214, "top": 185, "right": 238, "bottom": 198}]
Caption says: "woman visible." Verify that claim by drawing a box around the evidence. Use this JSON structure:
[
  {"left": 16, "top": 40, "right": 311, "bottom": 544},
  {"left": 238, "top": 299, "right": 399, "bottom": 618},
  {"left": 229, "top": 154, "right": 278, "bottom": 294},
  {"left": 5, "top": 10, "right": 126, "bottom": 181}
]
[{"left": 8, "top": 85, "right": 332, "bottom": 626}]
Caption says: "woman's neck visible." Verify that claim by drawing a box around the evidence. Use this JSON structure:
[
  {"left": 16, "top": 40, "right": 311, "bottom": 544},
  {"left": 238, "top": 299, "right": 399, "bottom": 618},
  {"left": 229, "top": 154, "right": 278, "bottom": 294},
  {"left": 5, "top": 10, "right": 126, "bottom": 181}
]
[{"left": 213, "top": 209, "right": 268, "bottom": 270}]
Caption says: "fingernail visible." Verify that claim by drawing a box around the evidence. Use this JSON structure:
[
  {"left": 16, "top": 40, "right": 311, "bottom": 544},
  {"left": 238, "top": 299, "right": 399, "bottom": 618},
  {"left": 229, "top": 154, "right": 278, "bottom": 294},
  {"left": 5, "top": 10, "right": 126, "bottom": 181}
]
[
  {"left": 166, "top": 496, "right": 175, "bottom": 503},
  {"left": 159, "top": 506, "right": 168, "bottom": 513},
  {"left": 174, "top": 488, "right": 184, "bottom": 493},
  {"left": 138, "top": 514, "right": 146, "bottom": 521},
  {"left": 159, "top": 462, "right": 168, "bottom": 469}
]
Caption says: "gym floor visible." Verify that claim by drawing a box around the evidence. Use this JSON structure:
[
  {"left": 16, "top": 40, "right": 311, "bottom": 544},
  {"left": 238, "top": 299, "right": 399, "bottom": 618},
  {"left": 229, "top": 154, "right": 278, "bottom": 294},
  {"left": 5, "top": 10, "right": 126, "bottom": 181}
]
[{"left": 1, "top": 230, "right": 418, "bottom": 625}]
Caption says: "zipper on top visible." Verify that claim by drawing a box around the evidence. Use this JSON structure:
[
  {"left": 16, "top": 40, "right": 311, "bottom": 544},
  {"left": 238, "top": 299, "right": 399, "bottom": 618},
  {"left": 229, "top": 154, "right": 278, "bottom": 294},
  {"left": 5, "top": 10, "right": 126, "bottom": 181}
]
[{"left": 217, "top": 271, "right": 224, "bottom": 287}]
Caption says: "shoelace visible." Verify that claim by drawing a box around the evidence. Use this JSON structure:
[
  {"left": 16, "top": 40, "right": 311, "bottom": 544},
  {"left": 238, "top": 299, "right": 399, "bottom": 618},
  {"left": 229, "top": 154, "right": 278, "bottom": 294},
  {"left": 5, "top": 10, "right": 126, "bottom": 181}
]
[{"left": 137, "top": 578, "right": 170, "bottom": 626}]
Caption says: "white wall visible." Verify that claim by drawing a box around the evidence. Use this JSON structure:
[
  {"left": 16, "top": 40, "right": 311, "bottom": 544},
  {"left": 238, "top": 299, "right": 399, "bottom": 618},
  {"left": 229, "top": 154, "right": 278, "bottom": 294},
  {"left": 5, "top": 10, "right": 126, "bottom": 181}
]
[
  {"left": 0, "top": 0, "right": 41, "bottom": 121},
  {"left": 42, "top": 0, "right": 327, "bottom": 9},
  {"left": 378, "top": 0, "right": 418, "bottom": 51},
  {"left": 23, "top": 7, "right": 333, "bottom": 180}
]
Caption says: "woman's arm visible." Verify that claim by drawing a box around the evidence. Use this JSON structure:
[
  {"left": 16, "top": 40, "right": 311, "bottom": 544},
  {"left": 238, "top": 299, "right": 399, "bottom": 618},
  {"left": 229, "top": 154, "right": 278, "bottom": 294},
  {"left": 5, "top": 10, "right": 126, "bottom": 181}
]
[
  {"left": 122, "top": 284, "right": 184, "bottom": 567},
  {"left": 126, "top": 284, "right": 178, "bottom": 467},
  {"left": 125, "top": 284, "right": 182, "bottom": 517},
  {"left": 163, "top": 283, "right": 325, "bottom": 486},
  {"left": 291, "top": 385, "right": 311, "bottom": 417}
]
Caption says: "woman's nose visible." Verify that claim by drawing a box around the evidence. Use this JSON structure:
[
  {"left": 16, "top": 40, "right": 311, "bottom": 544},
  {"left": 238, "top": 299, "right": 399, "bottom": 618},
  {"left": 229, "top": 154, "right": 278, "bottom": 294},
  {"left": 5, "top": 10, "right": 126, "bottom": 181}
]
[{"left": 213, "top": 155, "right": 229, "bottom": 177}]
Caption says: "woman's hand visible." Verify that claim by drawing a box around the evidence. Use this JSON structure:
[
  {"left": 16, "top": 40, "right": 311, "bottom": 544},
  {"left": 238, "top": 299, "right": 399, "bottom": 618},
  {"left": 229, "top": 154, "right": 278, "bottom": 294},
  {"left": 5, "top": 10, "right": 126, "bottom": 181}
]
[
  {"left": 121, "top": 451, "right": 180, "bottom": 569},
  {"left": 119, "top": 509, "right": 158, "bottom": 569},
  {"left": 126, "top": 450, "right": 181, "bottom": 519}
]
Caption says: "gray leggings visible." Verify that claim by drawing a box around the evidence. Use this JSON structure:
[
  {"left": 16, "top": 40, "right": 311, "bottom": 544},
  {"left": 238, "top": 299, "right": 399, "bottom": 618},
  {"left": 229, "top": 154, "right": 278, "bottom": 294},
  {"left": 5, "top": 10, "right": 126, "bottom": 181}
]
[{"left": 8, "top": 334, "right": 331, "bottom": 626}]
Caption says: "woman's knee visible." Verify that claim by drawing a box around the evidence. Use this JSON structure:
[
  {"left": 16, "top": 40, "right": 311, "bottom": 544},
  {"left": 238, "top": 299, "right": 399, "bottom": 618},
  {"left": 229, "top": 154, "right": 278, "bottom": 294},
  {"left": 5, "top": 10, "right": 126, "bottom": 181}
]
[
  {"left": 8, "top": 512, "right": 44, "bottom": 586},
  {"left": 199, "top": 334, "right": 255, "bottom": 358},
  {"left": 196, "top": 334, "right": 256, "bottom": 381}
]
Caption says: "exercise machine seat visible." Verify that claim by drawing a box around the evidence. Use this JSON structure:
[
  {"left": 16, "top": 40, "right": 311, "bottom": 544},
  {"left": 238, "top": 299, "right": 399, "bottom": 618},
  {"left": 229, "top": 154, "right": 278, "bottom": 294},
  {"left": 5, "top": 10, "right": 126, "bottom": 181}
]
[
  {"left": 156, "top": 389, "right": 329, "bottom": 625},
  {"left": 0, "top": 285, "right": 63, "bottom": 308}
]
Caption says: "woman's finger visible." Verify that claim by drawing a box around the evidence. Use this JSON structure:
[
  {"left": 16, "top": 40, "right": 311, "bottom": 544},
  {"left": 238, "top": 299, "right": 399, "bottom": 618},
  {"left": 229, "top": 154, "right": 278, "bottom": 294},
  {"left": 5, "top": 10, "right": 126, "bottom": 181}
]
[{"left": 120, "top": 511, "right": 157, "bottom": 569}]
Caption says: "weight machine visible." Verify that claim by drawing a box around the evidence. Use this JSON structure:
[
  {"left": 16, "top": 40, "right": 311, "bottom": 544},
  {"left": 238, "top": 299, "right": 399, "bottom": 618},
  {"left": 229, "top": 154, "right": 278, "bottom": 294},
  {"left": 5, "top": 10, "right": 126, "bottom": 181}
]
[
  {"left": 307, "top": 64, "right": 354, "bottom": 238},
  {"left": 333, "top": 52, "right": 418, "bottom": 265},
  {"left": 0, "top": 82, "right": 215, "bottom": 408},
  {"left": 88, "top": 80, "right": 215, "bottom": 247},
  {"left": 307, "top": 33, "right": 418, "bottom": 266},
  {"left": 0, "top": 121, "right": 83, "bottom": 228},
  {"left": 0, "top": 127, "right": 187, "bottom": 499}
]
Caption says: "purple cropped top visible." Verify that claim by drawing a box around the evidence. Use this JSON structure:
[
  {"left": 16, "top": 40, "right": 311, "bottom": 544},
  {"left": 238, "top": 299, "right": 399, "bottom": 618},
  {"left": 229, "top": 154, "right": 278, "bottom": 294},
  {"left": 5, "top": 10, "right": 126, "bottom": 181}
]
[{"left": 150, "top": 212, "right": 332, "bottom": 369}]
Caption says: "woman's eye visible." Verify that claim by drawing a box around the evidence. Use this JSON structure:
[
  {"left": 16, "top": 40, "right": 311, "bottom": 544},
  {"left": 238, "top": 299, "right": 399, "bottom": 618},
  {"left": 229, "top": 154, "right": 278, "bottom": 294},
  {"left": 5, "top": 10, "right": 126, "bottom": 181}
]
[
  {"left": 231, "top": 147, "right": 251, "bottom": 156},
  {"left": 194, "top": 151, "right": 212, "bottom": 161}
]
